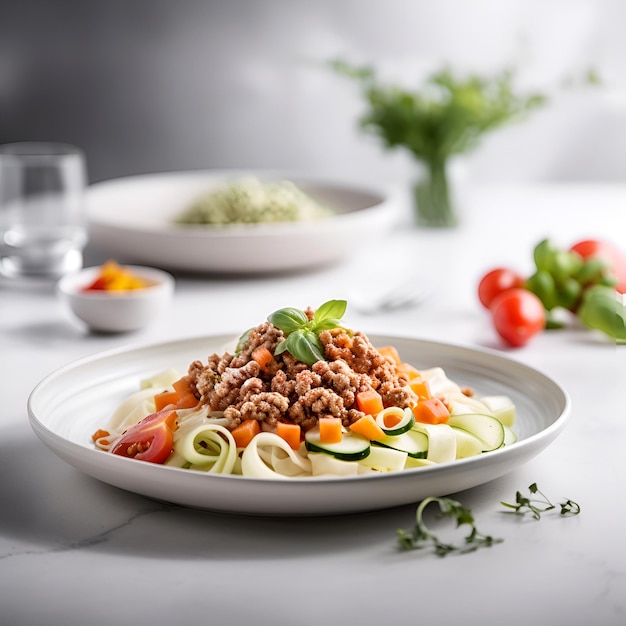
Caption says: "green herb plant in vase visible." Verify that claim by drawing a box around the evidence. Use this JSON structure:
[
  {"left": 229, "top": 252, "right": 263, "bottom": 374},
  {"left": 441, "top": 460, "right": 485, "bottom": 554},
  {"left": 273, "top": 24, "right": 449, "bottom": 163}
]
[{"left": 331, "top": 60, "right": 546, "bottom": 227}]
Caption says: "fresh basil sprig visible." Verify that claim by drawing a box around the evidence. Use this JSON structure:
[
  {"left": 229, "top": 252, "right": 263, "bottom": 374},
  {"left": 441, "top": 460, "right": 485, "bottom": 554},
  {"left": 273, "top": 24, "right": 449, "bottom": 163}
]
[{"left": 268, "top": 299, "right": 349, "bottom": 366}]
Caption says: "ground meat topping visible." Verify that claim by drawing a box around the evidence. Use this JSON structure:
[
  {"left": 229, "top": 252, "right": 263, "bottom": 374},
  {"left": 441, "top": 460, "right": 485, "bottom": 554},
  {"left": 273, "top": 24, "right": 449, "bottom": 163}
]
[
  {"left": 230, "top": 321, "right": 284, "bottom": 368},
  {"left": 238, "top": 391, "right": 289, "bottom": 424},
  {"left": 378, "top": 380, "right": 417, "bottom": 409},
  {"left": 293, "top": 369, "right": 322, "bottom": 396},
  {"left": 312, "top": 359, "right": 363, "bottom": 409},
  {"left": 209, "top": 360, "right": 261, "bottom": 411},
  {"left": 269, "top": 369, "right": 296, "bottom": 397},
  {"left": 288, "top": 387, "right": 348, "bottom": 431},
  {"left": 185, "top": 317, "right": 417, "bottom": 432}
]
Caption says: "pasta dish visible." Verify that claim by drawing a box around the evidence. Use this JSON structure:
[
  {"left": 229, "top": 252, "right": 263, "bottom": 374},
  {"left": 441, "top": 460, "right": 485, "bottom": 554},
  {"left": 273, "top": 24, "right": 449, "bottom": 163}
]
[{"left": 92, "top": 300, "right": 516, "bottom": 478}]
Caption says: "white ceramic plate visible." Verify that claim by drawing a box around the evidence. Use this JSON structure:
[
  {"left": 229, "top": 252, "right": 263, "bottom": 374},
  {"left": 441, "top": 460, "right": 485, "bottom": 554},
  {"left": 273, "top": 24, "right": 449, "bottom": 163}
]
[
  {"left": 28, "top": 334, "right": 570, "bottom": 516},
  {"left": 86, "top": 170, "right": 398, "bottom": 274}
]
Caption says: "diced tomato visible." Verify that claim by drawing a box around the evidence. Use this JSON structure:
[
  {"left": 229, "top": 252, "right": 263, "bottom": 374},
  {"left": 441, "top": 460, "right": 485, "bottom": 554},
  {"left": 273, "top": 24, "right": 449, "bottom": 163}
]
[
  {"left": 82, "top": 276, "right": 108, "bottom": 291},
  {"left": 110, "top": 409, "right": 178, "bottom": 464}
]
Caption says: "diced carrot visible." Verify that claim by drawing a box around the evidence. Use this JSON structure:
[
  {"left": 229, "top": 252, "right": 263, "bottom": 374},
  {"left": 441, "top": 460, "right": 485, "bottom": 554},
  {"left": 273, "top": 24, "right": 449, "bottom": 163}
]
[
  {"left": 319, "top": 417, "right": 343, "bottom": 444},
  {"left": 409, "top": 378, "right": 432, "bottom": 400},
  {"left": 91, "top": 428, "right": 110, "bottom": 442},
  {"left": 176, "top": 392, "right": 199, "bottom": 409},
  {"left": 172, "top": 377, "right": 192, "bottom": 396},
  {"left": 355, "top": 389, "right": 384, "bottom": 416},
  {"left": 276, "top": 422, "right": 302, "bottom": 450},
  {"left": 160, "top": 409, "right": 180, "bottom": 432},
  {"left": 231, "top": 419, "right": 261, "bottom": 448},
  {"left": 412, "top": 397, "right": 450, "bottom": 425},
  {"left": 170, "top": 377, "right": 199, "bottom": 409},
  {"left": 377, "top": 345, "right": 402, "bottom": 366},
  {"left": 349, "top": 414, "right": 386, "bottom": 441},
  {"left": 154, "top": 389, "right": 179, "bottom": 411},
  {"left": 380, "top": 407, "right": 405, "bottom": 428},
  {"left": 252, "top": 346, "right": 274, "bottom": 371},
  {"left": 397, "top": 362, "right": 421, "bottom": 380}
]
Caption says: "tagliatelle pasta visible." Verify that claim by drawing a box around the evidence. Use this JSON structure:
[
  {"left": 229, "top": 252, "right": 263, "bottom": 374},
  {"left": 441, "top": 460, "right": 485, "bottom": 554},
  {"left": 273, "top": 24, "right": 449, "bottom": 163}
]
[{"left": 241, "top": 432, "right": 312, "bottom": 478}]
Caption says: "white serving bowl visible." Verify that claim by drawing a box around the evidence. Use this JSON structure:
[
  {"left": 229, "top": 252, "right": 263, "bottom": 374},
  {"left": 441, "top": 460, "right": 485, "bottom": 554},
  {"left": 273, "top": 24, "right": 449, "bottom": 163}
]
[
  {"left": 57, "top": 265, "right": 175, "bottom": 333},
  {"left": 86, "top": 170, "right": 400, "bottom": 274}
]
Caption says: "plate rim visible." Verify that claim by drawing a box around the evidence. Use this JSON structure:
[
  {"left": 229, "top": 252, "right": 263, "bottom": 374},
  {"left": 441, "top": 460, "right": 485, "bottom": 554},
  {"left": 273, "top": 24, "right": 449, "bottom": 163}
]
[{"left": 27, "top": 333, "right": 571, "bottom": 514}]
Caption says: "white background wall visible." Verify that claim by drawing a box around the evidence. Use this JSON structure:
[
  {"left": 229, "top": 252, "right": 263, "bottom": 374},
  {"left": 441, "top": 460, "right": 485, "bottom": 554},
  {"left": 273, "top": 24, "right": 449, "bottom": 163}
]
[{"left": 1, "top": 0, "right": 625, "bottom": 186}]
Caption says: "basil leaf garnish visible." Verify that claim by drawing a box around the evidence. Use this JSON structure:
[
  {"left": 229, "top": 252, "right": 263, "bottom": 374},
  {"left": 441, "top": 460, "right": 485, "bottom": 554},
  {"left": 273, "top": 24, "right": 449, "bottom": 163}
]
[
  {"left": 274, "top": 339, "right": 289, "bottom": 355},
  {"left": 312, "top": 318, "right": 344, "bottom": 332},
  {"left": 268, "top": 307, "right": 309, "bottom": 333},
  {"left": 235, "top": 327, "right": 253, "bottom": 355},
  {"left": 313, "top": 299, "right": 347, "bottom": 324},
  {"left": 265, "top": 299, "right": 348, "bottom": 365},
  {"left": 285, "top": 330, "right": 326, "bottom": 366}
]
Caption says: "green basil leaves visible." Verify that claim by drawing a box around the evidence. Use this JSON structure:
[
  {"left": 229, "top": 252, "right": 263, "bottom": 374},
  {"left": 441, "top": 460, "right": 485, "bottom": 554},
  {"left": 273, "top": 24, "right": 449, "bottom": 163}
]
[
  {"left": 267, "top": 307, "right": 309, "bottom": 334},
  {"left": 268, "top": 299, "right": 349, "bottom": 365}
]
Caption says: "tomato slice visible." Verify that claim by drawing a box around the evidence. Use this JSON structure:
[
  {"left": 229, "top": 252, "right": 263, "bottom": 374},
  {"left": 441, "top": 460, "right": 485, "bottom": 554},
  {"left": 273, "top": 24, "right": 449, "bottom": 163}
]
[{"left": 110, "top": 409, "right": 178, "bottom": 464}]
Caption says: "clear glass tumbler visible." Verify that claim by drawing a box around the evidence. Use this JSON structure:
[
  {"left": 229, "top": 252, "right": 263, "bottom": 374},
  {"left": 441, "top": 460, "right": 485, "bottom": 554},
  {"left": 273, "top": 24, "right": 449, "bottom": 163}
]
[{"left": 0, "top": 142, "right": 88, "bottom": 280}]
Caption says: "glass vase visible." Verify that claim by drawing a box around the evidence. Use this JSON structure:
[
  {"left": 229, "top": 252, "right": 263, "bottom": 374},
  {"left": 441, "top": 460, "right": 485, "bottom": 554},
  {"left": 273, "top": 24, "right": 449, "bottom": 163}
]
[{"left": 412, "top": 159, "right": 458, "bottom": 227}]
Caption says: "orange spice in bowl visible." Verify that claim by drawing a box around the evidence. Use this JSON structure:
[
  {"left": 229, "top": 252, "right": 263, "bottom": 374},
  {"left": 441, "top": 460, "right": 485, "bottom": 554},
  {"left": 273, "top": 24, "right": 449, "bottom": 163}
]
[{"left": 57, "top": 261, "right": 175, "bottom": 333}]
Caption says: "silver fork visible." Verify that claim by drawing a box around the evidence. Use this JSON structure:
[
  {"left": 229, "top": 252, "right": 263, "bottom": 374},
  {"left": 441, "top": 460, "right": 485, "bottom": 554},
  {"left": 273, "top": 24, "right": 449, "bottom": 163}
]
[{"left": 349, "top": 276, "right": 431, "bottom": 315}]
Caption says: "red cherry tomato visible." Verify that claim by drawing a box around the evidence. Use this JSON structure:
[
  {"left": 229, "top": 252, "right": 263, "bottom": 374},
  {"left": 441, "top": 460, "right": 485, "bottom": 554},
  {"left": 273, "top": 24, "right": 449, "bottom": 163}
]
[
  {"left": 490, "top": 288, "right": 546, "bottom": 347},
  {"left": 110, "top": 408, "right": 178, "bottom": 464},
  {"left": 570, "top": 239, "right": 626, "bottom": 293},
  {"left": 478, "top": 268, "right": 526, "bottom": 309}
]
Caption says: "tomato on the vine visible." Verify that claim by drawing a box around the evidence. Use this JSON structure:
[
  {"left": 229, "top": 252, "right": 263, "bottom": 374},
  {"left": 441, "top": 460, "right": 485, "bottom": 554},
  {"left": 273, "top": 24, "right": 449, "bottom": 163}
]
[
  {"left": 490, "top": 288, "right": 546, "bottom": 347},
  {"left": 478, "top": 268, "right": 526, "bottom": 309},
  {"left": 569, "top": 239, "right": 626, "bottom": 293},
  {"left": 110, "top": 408, "right": 178, "bottom": 464}
]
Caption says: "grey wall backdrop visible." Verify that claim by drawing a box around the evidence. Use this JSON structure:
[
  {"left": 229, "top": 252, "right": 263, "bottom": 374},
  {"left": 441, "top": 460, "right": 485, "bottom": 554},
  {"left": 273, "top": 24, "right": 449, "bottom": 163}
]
[{"left": 1, "top": 0, "right": 625, "bottom": 186}]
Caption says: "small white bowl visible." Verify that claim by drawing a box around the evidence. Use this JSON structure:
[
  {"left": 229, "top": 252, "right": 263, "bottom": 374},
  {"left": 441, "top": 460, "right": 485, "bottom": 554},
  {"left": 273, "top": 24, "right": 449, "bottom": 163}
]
[{"left": 57, "top": 265, "right": 175, "bottom": 333}]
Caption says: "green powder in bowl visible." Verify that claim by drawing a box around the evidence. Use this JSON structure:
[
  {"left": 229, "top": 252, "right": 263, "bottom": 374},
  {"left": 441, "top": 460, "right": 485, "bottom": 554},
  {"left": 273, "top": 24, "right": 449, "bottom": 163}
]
[{"left": 175, "top": 178, "right": 334, "bottom": 226}]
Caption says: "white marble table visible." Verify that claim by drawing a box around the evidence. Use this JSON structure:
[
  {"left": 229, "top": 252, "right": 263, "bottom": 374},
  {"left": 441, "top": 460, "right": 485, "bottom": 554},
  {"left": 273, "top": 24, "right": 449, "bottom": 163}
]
[{"left": 1, "top": 183, "right": 624, "bottom": 625}]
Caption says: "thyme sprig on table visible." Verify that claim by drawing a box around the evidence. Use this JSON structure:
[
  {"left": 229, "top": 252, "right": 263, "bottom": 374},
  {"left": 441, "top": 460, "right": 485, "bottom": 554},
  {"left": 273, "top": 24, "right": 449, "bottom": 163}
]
[
  {"left": 397, "top": 496, "right": 502, "bottom": 557},
  {"left": 500, "top": 482, "right": 581, "bottom": 520},
  {"left": 399, "top": 484, "right": 581, "bottom": 556}
]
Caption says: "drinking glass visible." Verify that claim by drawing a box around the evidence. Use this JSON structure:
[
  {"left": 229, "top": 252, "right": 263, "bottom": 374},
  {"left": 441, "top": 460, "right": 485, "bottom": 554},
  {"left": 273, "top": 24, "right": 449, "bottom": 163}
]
[{"left": 0, "top": 142, "right": 88, "bottom": 280}]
